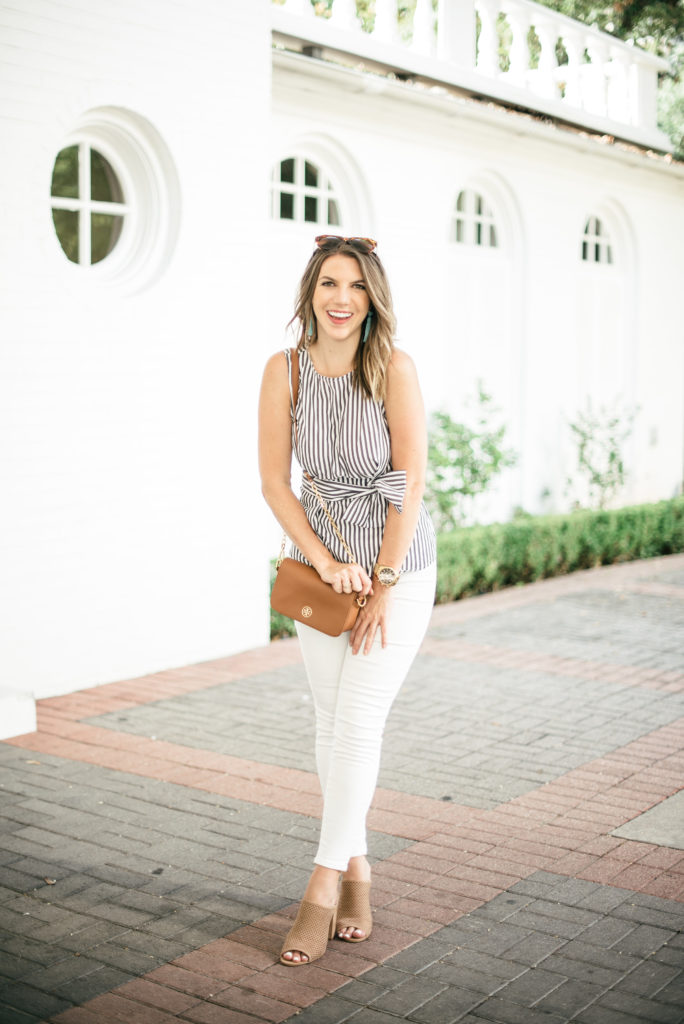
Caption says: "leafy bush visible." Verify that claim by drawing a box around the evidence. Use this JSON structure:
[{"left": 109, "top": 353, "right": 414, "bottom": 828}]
[
  {"left": 566, "top": 399, "right": 637, "bottom": 510},
  {"left": 425, "top": 390, "right": 517, "bottom": 531}
]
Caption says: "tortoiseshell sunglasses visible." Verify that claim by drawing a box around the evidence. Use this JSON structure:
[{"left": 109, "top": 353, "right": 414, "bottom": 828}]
[{"left": 315, "top": 235, "right": 378, "bottom": 254}]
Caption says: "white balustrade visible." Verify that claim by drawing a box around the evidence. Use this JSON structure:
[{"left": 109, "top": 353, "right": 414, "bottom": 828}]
[
  {"left": 373, "top": 0, "right": 400, "bottom": 46},
  {"left": 475, "top": 0, "right": 500, "bottom": 77},
  {"left": 411, "top": 0, "right": 436, "bottom": 57},
  {"left": 271, "top": 0, "right": 670, "bottom": 149},
  {"left": 328, "top": 0, "right": 359, "bottom": 33},
  {"left": 504, "top": 6, "right": 531, "bottom": 87}
]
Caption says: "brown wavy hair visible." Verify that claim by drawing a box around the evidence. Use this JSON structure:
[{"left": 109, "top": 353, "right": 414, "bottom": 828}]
[{"left": 289, "top": 240, "right": 396, "bottom": 402}]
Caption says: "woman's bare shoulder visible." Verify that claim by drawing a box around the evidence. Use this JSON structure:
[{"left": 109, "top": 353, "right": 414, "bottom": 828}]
[
  {"left": 262, "top": 349, "right": 290, "bottom": 384},
  {"left": 387, "top": 347, "right": 418, "bottom": 383}
]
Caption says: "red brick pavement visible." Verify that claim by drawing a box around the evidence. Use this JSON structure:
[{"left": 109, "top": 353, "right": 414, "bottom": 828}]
[{"left": 5, "top": 555, "right": 683, "bottom": 1023}]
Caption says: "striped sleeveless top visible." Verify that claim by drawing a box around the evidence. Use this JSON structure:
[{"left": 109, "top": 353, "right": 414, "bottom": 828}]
[{"left": 286, "top": 347, "right": 436, "bottom": 576}]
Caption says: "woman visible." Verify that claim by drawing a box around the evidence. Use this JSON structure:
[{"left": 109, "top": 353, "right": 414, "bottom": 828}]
[{"left": 258, "top": 235, "right": 436, "bottom": 966}]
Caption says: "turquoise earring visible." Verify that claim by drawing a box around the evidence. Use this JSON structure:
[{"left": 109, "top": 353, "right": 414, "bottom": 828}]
[
  {"left": 307, "top": 317, "right": 314, "bottom": 339},
  {"left": 362, "top": 310, "right": 373, "bottom": 344}
]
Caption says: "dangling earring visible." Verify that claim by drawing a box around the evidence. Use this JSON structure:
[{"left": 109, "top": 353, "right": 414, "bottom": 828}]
[
  {"left": 362, "top": 310, "right": 373, "bottom": 344},
  {"left": 307, "top": 317, "right": 314, "bottom": 340}
]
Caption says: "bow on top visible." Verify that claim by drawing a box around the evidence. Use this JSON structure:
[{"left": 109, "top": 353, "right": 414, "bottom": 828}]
[{"left": 301, "top": 469, "right": 406, "bottom": 530}]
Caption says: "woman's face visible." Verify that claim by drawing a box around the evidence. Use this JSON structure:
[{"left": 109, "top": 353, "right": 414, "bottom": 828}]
[{"left": 311, "top": 253, "right": 370, "bottom": 346}]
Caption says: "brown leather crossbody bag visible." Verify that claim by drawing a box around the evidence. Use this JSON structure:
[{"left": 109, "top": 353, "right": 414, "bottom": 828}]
[{"left": 270, "top": 348, "right": 367, "bottom": 636}]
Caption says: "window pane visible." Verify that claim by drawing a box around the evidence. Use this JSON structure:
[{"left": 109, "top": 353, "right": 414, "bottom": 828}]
[
  {"left": 476, "top": 194, "right": 483, "bottom": 216},
  {"left": 304, "top": 161, "right": 318, "bottom": 187},
  {"left": 91, "top": 213, "right": 124, "bottom": 264},
  {"left": 280, "top": 158, "right": 295, "bottom": 184},
  {"left": 490, "top": 225, "right": 498, "bottom": 247},
  {"left": 51, "top": 145, "right": 79, "bottom": 199},
  {"left": 475, "top": 221, "right": 482, "bottom": 245},
  {"left": 52, "top": 208, "right": 79, "bottom": 262},
  {"left": 455, "top": 218, "right": 464, "bottom": 243},
  {"left": 456, "top": 191, "right": 465, "bottom": 212},
  {"left": 582, "top": 239, "right": 588, "bottom": 261},
  {"left": 304, "top": 195, "right": 318, "bottom": 222},
  {"left": 280, "top": 192, "right": 294, "bottom": 220},
  {"left": 327, "top": 198, "right": 340, "bottom": 226},
  {"left": 606, "top": 245, "right": 613, "bottom": 265},
  {"left": 91, "top": 149, "right": 123, "bottom": 203}
]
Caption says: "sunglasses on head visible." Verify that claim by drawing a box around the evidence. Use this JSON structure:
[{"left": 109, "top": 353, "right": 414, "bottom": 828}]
[{"left": 315, "top": 235, "right": 377, "bottom": 254}]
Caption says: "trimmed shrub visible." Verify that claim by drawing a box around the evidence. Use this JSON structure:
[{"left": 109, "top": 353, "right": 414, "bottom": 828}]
[
  {"left": 436, "top": 498, "right": 684, "bottom": 603},
  {"left": 269, "top": 498, "right": 684, "bottom": 636}
]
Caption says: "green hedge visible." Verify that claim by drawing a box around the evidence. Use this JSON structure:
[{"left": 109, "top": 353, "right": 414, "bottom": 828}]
[
  {"left": 270, "top": 498, "right": 684, "bottom": 636},
  {"left": 436, "top": 497, "right": 684, "bottom": 603}
]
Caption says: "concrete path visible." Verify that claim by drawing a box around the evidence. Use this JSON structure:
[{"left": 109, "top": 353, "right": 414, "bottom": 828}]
[{"left": 1, "top": 554, "right": 683, "bottom": 1024}]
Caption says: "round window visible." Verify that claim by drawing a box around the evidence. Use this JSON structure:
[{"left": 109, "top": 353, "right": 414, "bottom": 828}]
[
  {"left": 49, "top": 108, "right": 180, "bottom": 292},
  {"left": 51, "top": 144, "right": 127, "bottom": 265}
]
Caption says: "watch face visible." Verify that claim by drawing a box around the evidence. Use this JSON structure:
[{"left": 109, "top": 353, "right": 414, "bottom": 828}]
[{"left": 377, "top": 567, "right": 398, "bottom": 585}]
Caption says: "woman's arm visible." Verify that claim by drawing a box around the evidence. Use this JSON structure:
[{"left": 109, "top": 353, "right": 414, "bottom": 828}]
[
  {"left": 377, "top": 348, "right": 429, "bottom": 570},
  {"left": 349, "top": 348, "right": 429, "bottom": 654},
  {"left": 258, "top": 352, "right": 372, "bottom": 597}
]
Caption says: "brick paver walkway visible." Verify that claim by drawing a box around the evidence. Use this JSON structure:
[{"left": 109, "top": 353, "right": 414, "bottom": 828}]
[{"left": 1, "top": 555, "right": 683, "bottom": 1024}]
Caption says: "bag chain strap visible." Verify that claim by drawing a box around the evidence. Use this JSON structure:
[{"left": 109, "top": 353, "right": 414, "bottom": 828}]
[{"left": 307, "top": 473, "right": 357, "bottom": 565}]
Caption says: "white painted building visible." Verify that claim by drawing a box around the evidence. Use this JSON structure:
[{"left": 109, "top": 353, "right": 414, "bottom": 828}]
[{"left": 2, "top": 0, "right": 683, "bottom": 736}]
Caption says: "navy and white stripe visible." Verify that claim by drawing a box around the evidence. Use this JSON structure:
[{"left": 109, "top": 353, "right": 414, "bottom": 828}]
[{"left": 286, "top": 347, "right": 436, "bottom": 575}]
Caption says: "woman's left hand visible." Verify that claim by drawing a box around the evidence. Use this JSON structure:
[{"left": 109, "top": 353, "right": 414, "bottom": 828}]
[{"left": 349, "top": 585, "right": 392, "bottom": 656}]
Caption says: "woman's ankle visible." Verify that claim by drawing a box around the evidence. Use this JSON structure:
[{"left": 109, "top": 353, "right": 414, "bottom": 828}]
[
  {"left": 303, "top": 865, "right": 340, "bottom": 906},
  {"left": 342, "top": 856, "right": 371, "bottom": 882}
]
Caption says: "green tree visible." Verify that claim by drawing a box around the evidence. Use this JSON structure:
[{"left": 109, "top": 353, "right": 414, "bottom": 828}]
[
  {"left": 426, "top": 387, "right": 518, "bottom": 531},
  {"left": 565, "top": 399, "right": 638, "bottom": 510}
]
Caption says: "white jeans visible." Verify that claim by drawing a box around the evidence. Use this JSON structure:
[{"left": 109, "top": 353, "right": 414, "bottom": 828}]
[{"left": 295, "top": 563, "right": 436, "bottom": 871}]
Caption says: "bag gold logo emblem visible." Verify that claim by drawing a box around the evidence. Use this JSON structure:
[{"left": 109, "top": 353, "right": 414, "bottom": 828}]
[{"left": 301, "top": 606, "right": 313, "bottom": 618}]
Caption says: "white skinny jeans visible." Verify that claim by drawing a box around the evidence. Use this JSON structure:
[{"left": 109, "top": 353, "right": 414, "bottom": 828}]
[{"left": 295, "top": 563, "right": 436, "bottom": 871}]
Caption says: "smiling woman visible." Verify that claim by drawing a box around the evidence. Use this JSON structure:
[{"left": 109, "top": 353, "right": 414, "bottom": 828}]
[
  {"left": 311, "top": 252, "right": 370, "bottom": 353},
  {"left": 258, "top": 234, "right": 436, "bottom": 968}
]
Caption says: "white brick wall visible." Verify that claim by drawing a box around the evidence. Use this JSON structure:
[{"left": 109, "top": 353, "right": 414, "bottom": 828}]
[
  {"left": 2, "top": 4, "right": 683, "bottom": 715},
  {"left": 1, "top": 0, "right": 273, "bottom": 700}
]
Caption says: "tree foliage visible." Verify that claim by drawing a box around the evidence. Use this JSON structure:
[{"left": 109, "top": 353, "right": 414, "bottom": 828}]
[
  {"left": 565, "top": 399, "right": 638, "bottom": 510},
  {"left": 426, "top": 387, "right": 518, "bottom": 531}
]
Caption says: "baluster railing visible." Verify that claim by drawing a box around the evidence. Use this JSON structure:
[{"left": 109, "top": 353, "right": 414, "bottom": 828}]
[
  {"left": 270, "top": 0, "right": 669, "bottom": 150},
  {"left": 328, "top": 0, "right": 359, "bottom": 32},
  {"left": 476, "top": 0, "right": 500, "bottom": 77},
  {"left": 411, "top": 0, "right": 436, "bottom": 57},
  {"left": 373, "top": 0, "right": 400, "bottom": 46},
  {"left": 584, "top": 34, "right": 610, "bottom": 117},
  {"left": 534, "top": 14, "right": 560, "bottom": 99},
  {"left": 559, "top": 27, "right": 584, "bottom": 108},
  {"left": 504, "top": 6, "right": 530, "bottom": 87}
]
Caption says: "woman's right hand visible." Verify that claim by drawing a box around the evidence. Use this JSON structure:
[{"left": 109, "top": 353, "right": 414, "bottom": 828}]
[{"left": 319, "top": 560, "right": 373, "bottom": 598}]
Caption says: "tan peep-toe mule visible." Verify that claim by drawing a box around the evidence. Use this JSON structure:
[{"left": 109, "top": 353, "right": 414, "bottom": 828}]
[
  {"left": 280, "top": 900, "right": 337, "bottom": 966},
  {"left": 336, "top": 879, "right": 373, "bottom": 942}
]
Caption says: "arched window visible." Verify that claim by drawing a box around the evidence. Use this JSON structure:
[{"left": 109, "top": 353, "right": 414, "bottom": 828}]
[
  {"left": 452, "top": 189, "right": 499, "bottom": 248},
  {"left": 51, "top": 144, "right": 127, "bottom": 265},
  {"left": 271, "top": 157, "right": 342, "bottom": 226},
  {"left": 581, "top": 216, "right": 613, "bottom": 264}
]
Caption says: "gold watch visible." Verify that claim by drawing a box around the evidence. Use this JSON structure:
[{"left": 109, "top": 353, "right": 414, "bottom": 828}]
[{"left": 374, "top": 564, "right": 401, "bottom": 587}]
